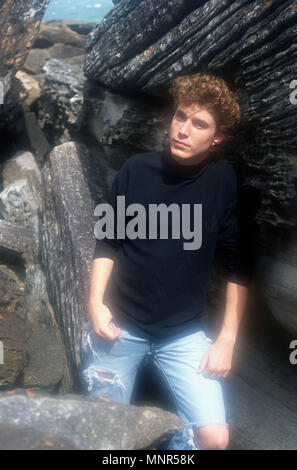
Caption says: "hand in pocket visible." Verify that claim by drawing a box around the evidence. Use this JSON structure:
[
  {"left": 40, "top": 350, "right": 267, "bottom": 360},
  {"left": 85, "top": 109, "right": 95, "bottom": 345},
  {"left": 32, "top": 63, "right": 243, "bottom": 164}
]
[{"left": 89, "top": 302, "right": 121, "bottom": 342}]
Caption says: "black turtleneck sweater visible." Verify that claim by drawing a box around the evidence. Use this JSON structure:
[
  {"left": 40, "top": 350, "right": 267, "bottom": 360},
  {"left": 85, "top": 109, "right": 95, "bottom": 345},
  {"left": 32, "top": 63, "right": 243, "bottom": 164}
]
[{"left": 92, "top": 148, "right": 252, "bottom": 340}]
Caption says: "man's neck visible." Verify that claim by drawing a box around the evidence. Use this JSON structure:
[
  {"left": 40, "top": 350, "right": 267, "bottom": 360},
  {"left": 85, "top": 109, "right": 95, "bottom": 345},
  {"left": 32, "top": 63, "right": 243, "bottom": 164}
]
[
  {"left": 161, "top": 144, "right": 217, "bottom": 180},
  {"left": 171, "top": 150, "right": 211, "bottom": 167}
]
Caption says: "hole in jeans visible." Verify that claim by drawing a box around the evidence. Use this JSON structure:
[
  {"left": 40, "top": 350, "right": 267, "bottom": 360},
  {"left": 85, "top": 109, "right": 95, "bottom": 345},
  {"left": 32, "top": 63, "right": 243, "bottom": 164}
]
[{"left": 81, "top": 366, "right": 127, "bottom": 398}]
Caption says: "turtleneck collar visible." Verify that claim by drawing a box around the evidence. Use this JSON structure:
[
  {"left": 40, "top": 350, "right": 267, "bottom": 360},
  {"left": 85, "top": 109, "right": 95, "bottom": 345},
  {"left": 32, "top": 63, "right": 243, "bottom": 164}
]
[{"left": 161, "top": 142, "right": 218, "bottom": 180}]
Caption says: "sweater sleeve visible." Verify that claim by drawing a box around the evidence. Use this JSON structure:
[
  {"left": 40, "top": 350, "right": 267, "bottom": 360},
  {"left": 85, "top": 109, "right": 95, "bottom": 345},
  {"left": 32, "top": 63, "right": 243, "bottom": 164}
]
[
  {"left": 92, "top": 163, "right": 129, "bottom": 261},
  {"left": 217, "top": 164, "right": 253, "bottom": 288}
]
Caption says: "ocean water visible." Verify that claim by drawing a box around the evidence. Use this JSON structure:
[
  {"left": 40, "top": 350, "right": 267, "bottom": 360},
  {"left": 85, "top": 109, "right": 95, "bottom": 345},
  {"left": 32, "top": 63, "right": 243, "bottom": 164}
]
[{"left": 43, "top": 0, "right": 114, "bottom": 22}]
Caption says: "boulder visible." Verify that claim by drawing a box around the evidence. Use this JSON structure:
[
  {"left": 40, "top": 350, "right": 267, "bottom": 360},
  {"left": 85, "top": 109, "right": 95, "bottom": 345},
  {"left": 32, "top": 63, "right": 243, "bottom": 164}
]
[
  {"left": 21, "top": 110, "right": 50, "bottom": 166},
  {"left": 77, "top": 81, "right": 171, "bottom": 169},
  {"left": 0, "top": 389, "right": 182, "bottom": 450},
  {"left": 33, "top": 22, "right": 87, "bottom": 49},
  {"left": 0, "top": 219, "right": 34, "bottom": 254},
  {"left": 32, "top": 58, "right": 86, "bottom": 146},
  {"left": 23, "top": 48, "right": 51, "bottom": 75},
  {"left": 0, "top": 0, "right": 50, "bottom": 129},
  {"left": 14, "top": 70, "right": 41, "bottom": 107},
  {"left": 45, "top": 19, "right": 97, "bottom": 36},
  {"left": 0, "top": 308, "right": 29, "bottom": 387},
  {"left": 48, "top": 43, "right": 85, "bottom": 60},
  {"left": 0, "top": 151, "right": 70, "bottom": 392},
  {"left": 40, "top": 141, "right": 110, "bottom": 383}
]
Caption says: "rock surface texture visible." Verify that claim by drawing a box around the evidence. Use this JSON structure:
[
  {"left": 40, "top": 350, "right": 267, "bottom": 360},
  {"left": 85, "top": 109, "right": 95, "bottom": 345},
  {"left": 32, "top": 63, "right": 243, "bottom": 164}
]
[
  {"left": 0, "top": 0, "right": 50, "bottom": 130},
  {"left": 41, "top": 141, "right": 110, "bottom": 379},
  {"left": 0, "top": 389, "right": 182, "bottom": 450}
]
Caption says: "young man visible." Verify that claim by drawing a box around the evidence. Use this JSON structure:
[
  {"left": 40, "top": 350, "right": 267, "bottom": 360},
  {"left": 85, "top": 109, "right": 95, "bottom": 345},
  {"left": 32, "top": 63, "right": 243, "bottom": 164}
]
[{"left": 80, "top": 73, "right": 252, "bottom": 450}]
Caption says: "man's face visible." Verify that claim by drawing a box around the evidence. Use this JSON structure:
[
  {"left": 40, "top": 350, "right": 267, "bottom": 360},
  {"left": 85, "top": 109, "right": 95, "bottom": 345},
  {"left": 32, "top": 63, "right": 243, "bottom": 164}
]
[{"left": 168, "top": 102, "right": 224, "bottom": 164}]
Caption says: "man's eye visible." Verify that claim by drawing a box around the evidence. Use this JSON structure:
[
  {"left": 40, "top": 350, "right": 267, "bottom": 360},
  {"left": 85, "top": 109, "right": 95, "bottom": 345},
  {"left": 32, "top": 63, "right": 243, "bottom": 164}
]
[{"left": 175, "top": 113, "right": 185, "bottom": 120}]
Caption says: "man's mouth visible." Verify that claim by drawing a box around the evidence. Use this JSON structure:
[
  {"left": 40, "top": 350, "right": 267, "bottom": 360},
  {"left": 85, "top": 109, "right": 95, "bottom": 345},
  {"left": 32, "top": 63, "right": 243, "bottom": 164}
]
[{"left": 172, "top": 139, "right": 190, "bottom": 148}]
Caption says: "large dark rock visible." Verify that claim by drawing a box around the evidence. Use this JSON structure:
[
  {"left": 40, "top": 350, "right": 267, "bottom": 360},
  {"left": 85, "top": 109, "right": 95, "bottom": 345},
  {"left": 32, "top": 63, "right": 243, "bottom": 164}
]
[
  {"left": 77, "top": 81, "right": 171, "bottom": 170},
  {"left": 84, "top": 0, "right": 199, "bottom": 89},
  {"left": 47, "top": 19, "right": 97, "bottom": 36},
  {"left": 0, "top": 150, "right": 70, "bottom": 392},
  {"left": 0, "top": 305, "right": 29, "bottom": 387},
  {"left": 0, "top": 389, "right": 182, "bottom": 450},
  {"left": 20, "top": 110, "right": 49, "bottom": 166},
  {"left": 40, "top": 141, "right": 111, "bottom": 384},
  {"left": 23, "top": 48, "right": 51, "bottom": 75},
  {"left": 32, "top": 58, "right": 86, "bottom": 146},
  {"left": 33, "top": 21, "right": 88, "bottom": 49},
  {"left": 0, "top": 220, "right": 34, "bottom": 254},
  {"left": 0, "top": 0, "right": 50, "bottom": 130}
]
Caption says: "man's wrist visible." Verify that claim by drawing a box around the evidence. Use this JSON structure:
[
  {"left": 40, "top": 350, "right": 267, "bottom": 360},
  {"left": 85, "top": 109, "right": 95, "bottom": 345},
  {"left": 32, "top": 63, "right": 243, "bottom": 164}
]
[
  {"left": 88, "top": 297, "right": 104, "bottom": 310},
  {"left": 217, "top": 329, "right": 237, "bottom": 344}
]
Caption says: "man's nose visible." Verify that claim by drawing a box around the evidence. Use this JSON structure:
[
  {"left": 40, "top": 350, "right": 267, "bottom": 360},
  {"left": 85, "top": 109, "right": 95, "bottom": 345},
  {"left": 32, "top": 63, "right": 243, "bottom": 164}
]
[{"left": 178, "top": 120, "right": 190, "bottom": 135}]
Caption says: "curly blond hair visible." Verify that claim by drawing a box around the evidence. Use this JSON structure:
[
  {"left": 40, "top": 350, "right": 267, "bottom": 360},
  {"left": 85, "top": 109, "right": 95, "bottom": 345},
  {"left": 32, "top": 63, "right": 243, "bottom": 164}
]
[{"left": 168, "top": 72, "right": 240, "bottom": 138}]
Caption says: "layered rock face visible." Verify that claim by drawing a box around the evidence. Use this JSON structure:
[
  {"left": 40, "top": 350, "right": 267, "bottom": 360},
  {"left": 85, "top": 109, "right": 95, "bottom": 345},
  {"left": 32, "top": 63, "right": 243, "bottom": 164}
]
[{"left": 0, "top": 0, "right": 297, "bottom": 450}]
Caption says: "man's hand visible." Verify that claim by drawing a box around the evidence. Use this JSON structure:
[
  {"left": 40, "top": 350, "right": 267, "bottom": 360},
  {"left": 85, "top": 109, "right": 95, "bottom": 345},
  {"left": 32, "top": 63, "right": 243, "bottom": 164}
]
[
  {"left": 198, "top": 337, "right": 235, "bottom": 378},
  {"left": 89, "top": 301, "right": 121, "bottom": 342}
]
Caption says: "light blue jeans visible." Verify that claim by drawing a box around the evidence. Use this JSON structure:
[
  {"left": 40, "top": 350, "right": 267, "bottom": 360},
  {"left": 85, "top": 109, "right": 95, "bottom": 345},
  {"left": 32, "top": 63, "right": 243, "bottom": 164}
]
[{"left": 79, "top": 319, "right": 229, "bottom": 450}]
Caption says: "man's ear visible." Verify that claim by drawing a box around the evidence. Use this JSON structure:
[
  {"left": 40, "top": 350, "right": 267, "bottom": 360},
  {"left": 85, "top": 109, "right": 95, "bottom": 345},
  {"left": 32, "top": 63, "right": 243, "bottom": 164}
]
[{"left": 213, "top": 133, "right": 225, "bottom": 145}]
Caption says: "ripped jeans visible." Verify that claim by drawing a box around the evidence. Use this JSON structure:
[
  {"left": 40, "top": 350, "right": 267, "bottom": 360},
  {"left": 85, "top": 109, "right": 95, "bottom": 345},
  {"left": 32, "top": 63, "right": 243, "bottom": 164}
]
[{"left": 79, "top": 319, "right": 229, "bottom": 450}]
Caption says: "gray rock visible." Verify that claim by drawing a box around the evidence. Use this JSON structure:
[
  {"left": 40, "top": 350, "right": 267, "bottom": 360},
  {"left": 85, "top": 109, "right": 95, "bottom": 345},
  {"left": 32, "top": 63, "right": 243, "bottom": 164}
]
[
  {"left": 33, "top": 58, "right": 86, "bottom": 146},
  {"left": 0, "top": 265, "right": 26, "bottom": 315},
  {"left": 0, "top": 306, "right": 29, "bottom": 387},
  {"left": 0, "top": 421, "right": 77, "bottom": 450},
  {"left": 14, "top": 71, "right": 41, "bottom": 107},
  {"left": 22, "top": 326, "right": 65, "bottom": 391},
  {"left": 0, "top": 151, "right": 70, "bottom": 392},
  {"left": 23, "top": 48, "right": 51, "bottom": 75},
  {"left": 40, "top": 141, "right": 109, "bottom": 384},
  {"left": 0, "top": 220, "right": 34, "bottom": 254},
  {"left": 78, "top": 82, "right": 171, "bottom": 168},
  {"left": 33, "top": 21, "right": 87, "bottom": 49},
  {"left": 44, "top": 19, "right": 97, "bottom": 36},
  {"left": 22, "top": 110, "right": 49, "bottom": 166},
  {"left": 84, "top": 0, "right": 197, "bottom": 89},
  {"left": 0, "top": 151, "right": 42, "bottom": 231},
  {"left": 0, "top": 0, "right": 50, "bottom": 129},
  {"left": 0, "top": 390, "right": 182, "bottom": 450},
  {"left": 48, "top": 43, "right": 85, "bottom": 61},
  {"left": 42, "top": 58, "right": 85, "bottom": 91},
  {"left": 62, "top": 55, "right": 85, "bottom": 75}
]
